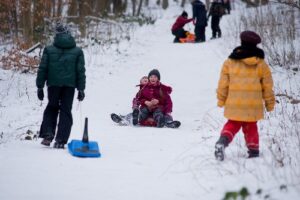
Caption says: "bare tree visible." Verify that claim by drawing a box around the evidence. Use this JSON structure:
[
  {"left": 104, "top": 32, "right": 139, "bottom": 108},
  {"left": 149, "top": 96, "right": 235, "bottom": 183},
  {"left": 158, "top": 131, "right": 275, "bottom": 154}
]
[
  {"left": 20, "top": 0, "right": 33, "bottom": 45},
  {"left": 132, "top": 0, "right": 137, "bottom": 16},
  {"left": 33, "top": 0, "right": 45, "bottom": 43},
  {"left": 162, "top": 0, "right": 169, "bottom": 9},
  {"left": 137, "top": 0, "right": 144, "bottom": 16}
]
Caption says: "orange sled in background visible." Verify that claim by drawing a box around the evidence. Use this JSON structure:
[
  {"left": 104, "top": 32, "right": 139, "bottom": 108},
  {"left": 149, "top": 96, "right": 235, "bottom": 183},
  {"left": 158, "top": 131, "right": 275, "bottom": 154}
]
[{"left": 179, "top": 32, "right": 195, "bottom": 43}]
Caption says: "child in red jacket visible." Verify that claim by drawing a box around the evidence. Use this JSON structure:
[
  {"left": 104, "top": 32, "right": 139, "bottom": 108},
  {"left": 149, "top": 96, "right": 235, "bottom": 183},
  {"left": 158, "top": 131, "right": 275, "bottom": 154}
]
[
  {"left": 136, "top": 69, "right": 174, "bottom": 128},
  {"left": 171, "top": 11, "right": 194, "bottom": 43},
  {"left": 111, "top": 73, "right": 180, "bottom": 128}
]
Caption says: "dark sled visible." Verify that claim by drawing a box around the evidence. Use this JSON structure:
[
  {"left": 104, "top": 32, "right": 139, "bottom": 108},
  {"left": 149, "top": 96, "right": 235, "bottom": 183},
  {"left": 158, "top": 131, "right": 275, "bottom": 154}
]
[{"left": 68, "top": 117, "right": 101, "bottom": 158}]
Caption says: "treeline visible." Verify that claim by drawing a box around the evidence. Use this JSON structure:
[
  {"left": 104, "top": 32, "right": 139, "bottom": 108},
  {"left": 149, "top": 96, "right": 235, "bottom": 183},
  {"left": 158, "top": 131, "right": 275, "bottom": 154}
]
[{"left": 0, "top": 0, "right": 185, "bottom": 47}]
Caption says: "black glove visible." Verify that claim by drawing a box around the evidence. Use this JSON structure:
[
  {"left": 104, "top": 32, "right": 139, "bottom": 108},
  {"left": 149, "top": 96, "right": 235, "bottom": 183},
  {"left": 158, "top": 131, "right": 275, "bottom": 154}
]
[
  {"left": 37, "top": 88, "right": 44, "bottom": 101},
  {"left": 77, "top": 90, "right": 85, "bottom": 101}
]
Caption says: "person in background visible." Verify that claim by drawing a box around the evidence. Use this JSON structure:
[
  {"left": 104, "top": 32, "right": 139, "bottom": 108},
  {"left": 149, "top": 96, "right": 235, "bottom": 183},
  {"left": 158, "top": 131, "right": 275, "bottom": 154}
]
[
  {"left": 171, "top": 11, "right": 194, "bottom": 43},
  {"left": 36, "top": 23, "right": 86, "bottom": 149},
  {"left": 192, "top": 0, "right": 208, "bottom": 42},
  {"left": 207, "top": 0, "right": 225, "bottom": 39}
]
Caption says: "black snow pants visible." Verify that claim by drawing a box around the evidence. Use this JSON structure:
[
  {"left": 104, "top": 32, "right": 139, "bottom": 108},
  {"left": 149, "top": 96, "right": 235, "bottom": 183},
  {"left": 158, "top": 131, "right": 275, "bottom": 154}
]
[
  {"left": 172, "top": 28, "right": 188, "bottom": 43},
  {"left": 139, "top": 107, "right": 164, "bottom": 123},
  {"left": 194, "top": 25, "right": 206, "bottom": 42},
  {"left": 211, "top": 16, "right": 221, "bottom": 38},
  {"left": 39, "top": 86, "right": 75, "bottom": 144}
]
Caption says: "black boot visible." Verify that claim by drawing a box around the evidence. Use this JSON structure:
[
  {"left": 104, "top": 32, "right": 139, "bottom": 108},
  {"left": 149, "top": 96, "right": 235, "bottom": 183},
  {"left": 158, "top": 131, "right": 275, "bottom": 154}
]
[
  {"left": 41, "top": 133, "right": 54, "bottom": 146},
  {"left": 41, "top": 138, "right": 52, "bottom": 146},
  {"left": 156, "top": 115, "right": 165, "bottom": 128},
  {"left": 214, "top": 136, "right": 229, "bottom": 161},
  {"left": 248, "top": 149, "right": 259, "bottom": 158},
  {"left": 132, "top": 109, "right": 139, "bottom": 126},
  {"left": 165, "top": 121, "right": 181, "bottom": 128},
  {"left": 53, "top": 141, "right": 65, "bottom": 149},
  {"left": 111, "top": 113, "right": 122, "bottom": 123}
]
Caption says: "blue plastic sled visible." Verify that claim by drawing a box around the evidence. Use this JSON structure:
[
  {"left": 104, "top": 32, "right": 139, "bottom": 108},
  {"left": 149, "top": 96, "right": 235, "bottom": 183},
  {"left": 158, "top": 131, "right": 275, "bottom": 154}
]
[{"left": 68, "top": 118, "right": 101, "bottom": 158}]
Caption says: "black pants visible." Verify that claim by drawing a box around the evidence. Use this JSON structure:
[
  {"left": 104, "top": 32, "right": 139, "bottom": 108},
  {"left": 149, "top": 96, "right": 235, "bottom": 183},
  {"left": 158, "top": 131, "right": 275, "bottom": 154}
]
[
  {"left": 139, "top": 107, "right": 164, "bottom": 123},
  {"left": 39, "top": 86, "right": 75, "bottom": 144},
  {"left": 194, "top": 26, "right": 206, "bottom": 42},
  {"left": 211, "top": 16, "right": 221, "bottom": 38},
  {"left": 172, "top": 28, "right": 188, "bottom": 42}
]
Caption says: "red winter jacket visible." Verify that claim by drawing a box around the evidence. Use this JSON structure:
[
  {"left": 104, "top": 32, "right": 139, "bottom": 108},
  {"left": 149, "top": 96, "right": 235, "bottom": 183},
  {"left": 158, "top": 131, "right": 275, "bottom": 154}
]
[
  {"left": 171, "top": 16, "right": 193, "bottom": 31},
  {"left": 137, "top": 82, "right": 173, "bottom": 114},
  {"left": 132, "top": 84, "right": 146, "bottom": 109}
]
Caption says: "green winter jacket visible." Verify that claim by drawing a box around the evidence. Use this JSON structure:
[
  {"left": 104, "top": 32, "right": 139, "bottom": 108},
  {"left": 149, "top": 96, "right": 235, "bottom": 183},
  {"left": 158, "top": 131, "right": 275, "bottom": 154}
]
[{"left": 36, "top": 33, "right": 86, "bottom": 90}]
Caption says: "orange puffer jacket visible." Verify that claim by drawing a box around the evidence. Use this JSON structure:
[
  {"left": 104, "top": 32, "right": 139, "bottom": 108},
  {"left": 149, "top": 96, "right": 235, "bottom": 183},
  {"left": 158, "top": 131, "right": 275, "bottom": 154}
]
[{"left": 217, "top": 57, "right": 275, "bottom": 122}]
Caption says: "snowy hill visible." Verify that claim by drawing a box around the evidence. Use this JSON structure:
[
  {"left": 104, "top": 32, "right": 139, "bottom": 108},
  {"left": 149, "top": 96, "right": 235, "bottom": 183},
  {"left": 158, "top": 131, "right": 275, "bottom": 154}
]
[{"left": 0, "top": 3, "right": 300, "bottom": 200}]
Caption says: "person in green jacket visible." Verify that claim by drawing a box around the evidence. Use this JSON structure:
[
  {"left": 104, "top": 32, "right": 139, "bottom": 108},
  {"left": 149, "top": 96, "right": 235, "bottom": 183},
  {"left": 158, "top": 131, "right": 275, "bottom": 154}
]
[{"left": 36, "top": 23, "right": 86, "bottom": 148}]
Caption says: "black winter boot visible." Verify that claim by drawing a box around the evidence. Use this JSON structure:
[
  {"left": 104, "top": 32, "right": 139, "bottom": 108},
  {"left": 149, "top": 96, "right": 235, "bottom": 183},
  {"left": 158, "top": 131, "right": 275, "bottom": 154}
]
[
  {"left": 53, "top": 141, "right": 65, "bottom": 149},
  {"left": 165, "top": 121, "right": 181, "bottom": 128},
  {"left": 214, "top": 136, "right": 229, "bottom": 161},
  {"left": 111, "top": 113, "right": 122, "bottom": 123},
  {"left": 41, "top": 133, "right": 54, "bottom": 146},
  {"left": 132, "top": 109, "right": 139, "bottom": 126},
  {"left": 248, "top": 149, "right": 259, "bottom": 158},
  {"left": 156, "top": 115, "right": 165, "bottom": 128},
  {"left": 41, "top": 138, "right": 52, "bottom": 146}
]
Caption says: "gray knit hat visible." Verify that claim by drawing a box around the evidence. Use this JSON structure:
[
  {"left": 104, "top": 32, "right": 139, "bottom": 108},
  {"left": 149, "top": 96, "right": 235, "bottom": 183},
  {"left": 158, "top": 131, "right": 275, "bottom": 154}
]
[
  {"left": 148, "top": 69, "right": 160, "bottom": 80},
  {"left": 55, "top": 22, "right": 70, "bottom": 35}
]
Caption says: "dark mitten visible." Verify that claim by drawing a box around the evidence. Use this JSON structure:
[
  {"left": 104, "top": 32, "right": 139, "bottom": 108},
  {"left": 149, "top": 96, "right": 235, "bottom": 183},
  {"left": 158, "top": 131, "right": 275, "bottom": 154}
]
[
  {"left": 77, "top": 90, "right": 85, "bottom": 101},
  {"left": 37, "top": 88, "right": 44, "bottom": 101}
]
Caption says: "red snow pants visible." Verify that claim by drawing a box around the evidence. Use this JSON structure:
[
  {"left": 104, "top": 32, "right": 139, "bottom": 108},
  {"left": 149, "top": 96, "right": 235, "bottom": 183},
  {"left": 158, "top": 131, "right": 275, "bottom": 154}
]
[{"left": 221, "top": 120, "right": 259, "bottom": 150}]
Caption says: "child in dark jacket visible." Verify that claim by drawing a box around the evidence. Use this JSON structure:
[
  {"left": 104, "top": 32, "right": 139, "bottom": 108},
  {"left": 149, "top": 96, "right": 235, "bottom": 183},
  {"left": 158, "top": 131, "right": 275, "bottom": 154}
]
[{"left": 171, "top": 11, "right": 194, "bottom": 43}]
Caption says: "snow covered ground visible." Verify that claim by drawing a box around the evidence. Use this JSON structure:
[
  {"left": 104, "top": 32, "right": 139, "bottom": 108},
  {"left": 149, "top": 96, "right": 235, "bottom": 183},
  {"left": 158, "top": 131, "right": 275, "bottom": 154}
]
[{"left": 1, "top": 3, "right": 300, "bottom": 200}]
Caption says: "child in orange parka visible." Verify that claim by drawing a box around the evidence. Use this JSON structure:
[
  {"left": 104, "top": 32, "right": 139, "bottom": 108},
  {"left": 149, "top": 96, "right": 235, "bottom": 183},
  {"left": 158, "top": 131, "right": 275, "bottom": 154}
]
[{"left": 215, "top": 31, "right": 275, "bottom": 161}]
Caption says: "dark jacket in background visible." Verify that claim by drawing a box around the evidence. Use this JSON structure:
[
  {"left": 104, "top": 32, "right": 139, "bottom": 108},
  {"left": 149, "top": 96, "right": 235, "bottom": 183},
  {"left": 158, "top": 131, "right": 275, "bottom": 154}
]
[
  {"left": 208, "top": 2, "right": 225, "bottom": 18},
  {"left": 36, "top": 33, "right": 86, "bottom": 91},
  {"left": 192, "top": 0, "right": 207, "bottom": 27}
]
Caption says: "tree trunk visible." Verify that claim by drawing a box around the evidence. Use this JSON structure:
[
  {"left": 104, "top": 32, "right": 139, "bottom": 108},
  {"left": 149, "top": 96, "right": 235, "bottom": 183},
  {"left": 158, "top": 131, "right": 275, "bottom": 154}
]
[
  {"left": 56, "top": 0, "right": 63, "bottom": 17},
  {"left": 132, "top": 0, "right": 137, "bottom": 16},
  {"left": 0, "top": 1, "right": 10, "bottom": 36},
  {"left": 95, "top": 0, "right": 109, "bottom": 16},
  {"left": 162, "top": 0, "right": 168, "bottom": 9},
  {"left": 113, "top": 0, "right": 123, "bottom": 15},
  {"left": 20, "top": 0, "right": 33, "bottom": 45},
  {"left": 33, "top": 0, "right": 45, "bottom": 43},
  {"left": 78, "top": 0, "right": 93, "bottom": 37},
  {"left": 181, "top": 0, "right": 186, "bottom": 7},
  {"left": 11, "top": 0, "right": 18, "bottom": 39},
  {"left": 137, "top": 0, "right": 144, "bottom": 16}
]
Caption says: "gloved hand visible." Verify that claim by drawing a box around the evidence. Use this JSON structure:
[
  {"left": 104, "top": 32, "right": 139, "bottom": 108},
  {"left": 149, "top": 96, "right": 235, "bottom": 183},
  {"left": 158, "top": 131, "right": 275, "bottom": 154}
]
[
  {"left": 37, "top": 88, "right": 44, "bottom": 101},
  {"left": 77, "top": 90, "right": 85, "bottom": 101},
  {"left": 151, "top": 99, "right": 159, "bottom": 105}
]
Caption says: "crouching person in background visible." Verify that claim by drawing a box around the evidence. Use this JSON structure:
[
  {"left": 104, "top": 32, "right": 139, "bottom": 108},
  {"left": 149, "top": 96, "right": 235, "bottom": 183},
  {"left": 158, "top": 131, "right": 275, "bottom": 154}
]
[
  {"left": 36, "top": 23, "right": 86, "bottom": 149},
  {"left": 215, "top": 31, "right": 275, "bottom": 161},
  {"left": 171, "top": 11, "right": 194, "bottom": 43}
]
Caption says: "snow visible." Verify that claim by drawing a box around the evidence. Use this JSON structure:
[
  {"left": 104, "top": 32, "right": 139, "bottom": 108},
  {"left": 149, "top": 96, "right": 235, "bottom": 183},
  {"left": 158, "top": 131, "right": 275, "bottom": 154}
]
[{"left": 0, "top": 3, "right": 300, "bottom": 200}]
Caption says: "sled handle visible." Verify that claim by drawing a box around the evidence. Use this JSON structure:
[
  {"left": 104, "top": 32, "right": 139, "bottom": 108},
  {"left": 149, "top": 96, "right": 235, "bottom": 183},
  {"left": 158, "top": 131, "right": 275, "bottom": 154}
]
[{"left": 82, "top": 117, "right": 89, "bottom": 143}]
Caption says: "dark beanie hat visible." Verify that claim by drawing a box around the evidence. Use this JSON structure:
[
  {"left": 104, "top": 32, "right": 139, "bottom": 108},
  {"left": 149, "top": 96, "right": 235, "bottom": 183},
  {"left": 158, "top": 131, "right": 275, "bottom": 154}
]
[
  {"left": 181, "top": 11, "right": 188, "bottom": 18},
  {"left": 240, "top": 31, "right": 261, "bottom": 47},
  {"left": 148, "top": 69, "right": 160, "bottom": 80}
]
